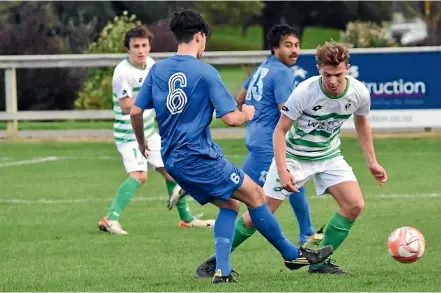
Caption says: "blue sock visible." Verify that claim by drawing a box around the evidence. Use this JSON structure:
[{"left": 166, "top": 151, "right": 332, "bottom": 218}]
[
  {"left": 214, "top": 208, "right": 238, "bottom": 276},
  {"left": 248, "top": 203, "right": 299, "bottom": 260},
  {"left": 288, "top": 187, "right": 316, "bottom": 243}
]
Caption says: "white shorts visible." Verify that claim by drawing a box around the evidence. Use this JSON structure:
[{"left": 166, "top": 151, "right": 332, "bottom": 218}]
[
  {"left": 116, "top": 133, "right": 164, "bottom": 174},
  {"left": 263, "top": 155, "right": 357, "bottom": 200}
]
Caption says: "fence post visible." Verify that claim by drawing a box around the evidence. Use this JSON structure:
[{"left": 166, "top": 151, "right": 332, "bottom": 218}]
[{"left": 5, "top": 68, "right": 18, "bottom": 139}]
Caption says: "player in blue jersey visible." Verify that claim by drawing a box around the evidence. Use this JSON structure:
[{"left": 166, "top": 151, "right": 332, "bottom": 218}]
[
  {"left": 130, "top": 10, "right": 333, "bottom": 283},
  {"left": 194, "top": 24, "right": 324, "bottom": 278}
]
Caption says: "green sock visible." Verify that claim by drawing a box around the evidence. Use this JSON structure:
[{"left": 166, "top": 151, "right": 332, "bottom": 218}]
[
  {"left": 231, "top": 216, "right": 256, "bottom": 252},
  {"left": 107, "top": 176, "right": 141, "bottom": 220},
  {"left": 165, "top": 180, "right": 193, "bottom": 223},
  {"left": 313, "top": 212, "right": 355, "bottom": 268}
]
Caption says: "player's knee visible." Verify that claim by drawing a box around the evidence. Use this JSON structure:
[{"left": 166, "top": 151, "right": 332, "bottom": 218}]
[
  {"left": 266, "top": 197, "right": 282, "bottom": 213},
  {"left": 129, "top": 171, "right": 147, "bottom": 184},
  {"left": 247, "top": 183, "right": 266, "bottom": 208},
  {"left": 229, "top": 199, "right": 240, "bottom": 212},
  {"left": 345, "top": 198, "right": 365, "bottom": 220},
  {"left": 222, "top": 199, "right": 240, "bottom": 212}
]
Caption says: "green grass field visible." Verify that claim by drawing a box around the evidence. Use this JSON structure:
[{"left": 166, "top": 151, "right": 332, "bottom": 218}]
[{"left": 1, "top": 137, "right": 440, "bottom": 291}]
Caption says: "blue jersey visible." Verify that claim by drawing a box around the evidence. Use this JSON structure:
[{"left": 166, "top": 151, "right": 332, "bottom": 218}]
[
  {"left": 134, "top": 54, "right": 237, "bottom": 165},
  {"left": 243, "top": 56, "right": 295, "bottom": 156}
]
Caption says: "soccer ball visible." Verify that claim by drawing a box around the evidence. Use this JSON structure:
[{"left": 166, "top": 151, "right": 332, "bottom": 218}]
[{"left": 387, "top": 226, "right": 426, "bottom": 263}]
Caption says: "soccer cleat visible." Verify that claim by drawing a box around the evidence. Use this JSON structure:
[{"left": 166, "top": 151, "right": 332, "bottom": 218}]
[
  {"left": 284, "top": 245, "right": 333, "bottom": 270},
  {"left": 98, "top": 217, "right": 128, "bottom": 235},
  {"left": 167, "top": 185, "right": 188, "bottom": 210},
  {"left": 212, "top": 269, "right": 238, "bottom": 284},
  {"left": 299, "top": 225, "right": 325, "bottom": 247},
  {"left": 308, "top": 259, "right": 350, "bottom": 274},
  {"left": 195, "top": 254, "right": 216, "bottom": 278},
  {"left": 178, "top": 218, "right": 215, "bottom": 228}
]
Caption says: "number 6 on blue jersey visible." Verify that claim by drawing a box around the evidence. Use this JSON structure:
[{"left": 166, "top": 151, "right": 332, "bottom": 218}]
[{"left": 167, "top": 72, "right": 188, "bottom": 114}]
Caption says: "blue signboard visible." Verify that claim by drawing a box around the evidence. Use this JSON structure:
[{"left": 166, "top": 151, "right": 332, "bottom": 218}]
[{"left": 292, "top": 51, "right": 441, "bottom": 110}]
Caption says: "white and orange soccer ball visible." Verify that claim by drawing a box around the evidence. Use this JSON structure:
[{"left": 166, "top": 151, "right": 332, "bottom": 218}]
[{"left": 387, "top": 226, "right": 426, "bottom": 263}]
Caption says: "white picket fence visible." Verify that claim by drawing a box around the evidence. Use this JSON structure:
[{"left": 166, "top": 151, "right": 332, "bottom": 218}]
[{"left": 1, "top": 47, "right": 440, "bottom": 138}]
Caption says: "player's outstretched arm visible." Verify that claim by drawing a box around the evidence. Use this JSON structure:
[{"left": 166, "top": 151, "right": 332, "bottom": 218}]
[
  {"left": 220, "top": 105, "right": 255, "bottom": 127},
  {"left": 273, "top": 114, "right": 298, "bottom": 192},
  {"left": 354, "top": 114, "right": 387, "bottom": 184}
]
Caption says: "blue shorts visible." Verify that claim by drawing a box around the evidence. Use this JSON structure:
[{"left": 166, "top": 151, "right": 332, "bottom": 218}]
[
  {"left": 166, "top": 155, "right": 245, "bottom": 205},
  {"left": 242, "top": 151, "right": 273, "bottom": 187}
]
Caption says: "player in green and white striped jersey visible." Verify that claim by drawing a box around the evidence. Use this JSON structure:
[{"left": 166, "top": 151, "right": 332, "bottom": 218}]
[
  {"left": 98, "top": 25, "right": 214, "bottom": 235},
  {"left": 265, "top": 42, "right": 388, "bottom": 273}
]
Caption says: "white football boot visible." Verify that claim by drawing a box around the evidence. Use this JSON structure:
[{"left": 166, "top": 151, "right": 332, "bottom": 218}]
[
  {"left": 167, "top": 184, "right": 188, "bottom": 210},
  {"left": 178, "top": 217, "right": 215, "bottom": 228},
  {"left": 98, "top": 217, "right": 128, "bottom": 235}
]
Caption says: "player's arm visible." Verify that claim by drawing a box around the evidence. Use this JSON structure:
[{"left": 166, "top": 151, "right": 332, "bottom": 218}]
[
  {"left": 354, "top": 88, "right": 387, "bottom": 184},
  {"left": 354, "top": 115, "right": 376, "bottom": 166},
  {"left": 236, "top": 74, "right": 252, "bottom": 110},
  {"left": 130, "top": 68, "right": 155, "bottom": 157},
  {"left": 208, "top": 69, "right": 254, "bottom": 127},
  {"left": 119, "top": 97, "right": 135, "bottom": 114},
  {"left": 274, "top": 70, "right": 295, "bottom": 111},
  {"left": 130, "top": 104, "right": 145, "bottom": 145},
  {"left": 113, "top": 75, "right": 135, "bottom": 114},
  {"left": 273, "top": 112, "right": 297, "bottom": 192},
  {"left": 273, "top": 86, "right": 304, "bottom": 192},
  {"left": 221, "top": 107, "right": 254, "bottom": 126},
  {"left": 235, "top": 88, "right": 247, "bottom": 111}
]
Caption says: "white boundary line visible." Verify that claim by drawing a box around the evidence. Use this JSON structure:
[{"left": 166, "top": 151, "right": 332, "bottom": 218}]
[
  {"left": 0, "top": 154, "right": 243, "bottom": 166},
  {"left": 0, "top": 197, "right": 167, "bottom": 204},
  {"left": 0, "top": 193, "right": 439, "bottom": 205},
  {"left": 0, "top": 156, "right": 59, "bottom": 167}
]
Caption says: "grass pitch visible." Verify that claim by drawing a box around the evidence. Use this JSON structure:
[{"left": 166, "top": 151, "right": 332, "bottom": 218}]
[{"left": 0, "top": 137, "right": 440, "bottom": 291}]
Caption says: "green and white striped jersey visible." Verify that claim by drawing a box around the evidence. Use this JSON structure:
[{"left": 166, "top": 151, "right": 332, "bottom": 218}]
[
  {"left": 281, "top": 75, "right": 371, "bottom": 161},
  {"left": 112, "top": 57, "right": 156, "bottom": 144}
]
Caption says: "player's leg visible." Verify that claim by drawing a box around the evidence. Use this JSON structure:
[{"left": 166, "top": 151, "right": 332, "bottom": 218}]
[
  {"left": 199, "top": 174, "right": 329, "bottom": 283},
  {"left": 173, "top": 155, "right": 330, "bottom": 282},
  {"left": 195, "top": 195, "right": 284, "bottom": 279},
  {"left": 231, "top": 174, "right": 333, "bottom": 268},
  {"left": 231, "top": 196, "right": 282, "bottom": 252},
  {"left": 147, "top": 133, "right": 214, "bottom": 227},
  {"left": 157, "top": 167, "right": 192, "bottom": 222},
  {"left": 227, "top": 152, "right": 273, "bottom": 253},
  {"left": 195, "top": 158, "right": 325, "bottom": 278},
  {"left": 98, "top": 142, "right": 147, "bottom": 235},
  {"left": 234, "top": 152, "right": 321, "bottom": 250},
  {"left": 209, "top": 198, "right": 240, "bottom": 283},
  {"left": 241, "top": 152, "right": 321, "bottom": 247},
  {"left": 166, "top": 182, "right": 187, "bottom": 211},
  {"left": 157, "top": 167, "right": 214, "bottom": 227},
  {"left": 237, "top": 189, "right": 322, "bottom": 248},
  {"left": 288, "top": 187, "right": 323, "bottom": 245},
  {"left": 164, "top": 156, "right": 242, "bottom": 282},
  {"left": 309, "top": 156, "right": 364, "bottom": 274}
]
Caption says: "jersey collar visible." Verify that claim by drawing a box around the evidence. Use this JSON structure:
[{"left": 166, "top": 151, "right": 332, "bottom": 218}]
[
  {"left": 126, "top": 57, "right": 147, "bottom": 70},
  {"left": 319, "top": 77, "right": 350, "bottom": 99}
]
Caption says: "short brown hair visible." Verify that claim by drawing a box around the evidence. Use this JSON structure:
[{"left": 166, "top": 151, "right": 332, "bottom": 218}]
[
  {"left": 315, "top": 41, "right": 350, "bottom": 67},
  {"left": 123, "top": 25, "right": 153, "bottom": 49}
]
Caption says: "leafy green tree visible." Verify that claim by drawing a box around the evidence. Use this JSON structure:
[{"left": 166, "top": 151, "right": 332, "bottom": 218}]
[
  {"left": 340, "top": 21, "right": 399, "bottom": 48},
  {"left": 195, "top": 1, "right": 263, "bottom": 36}
]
